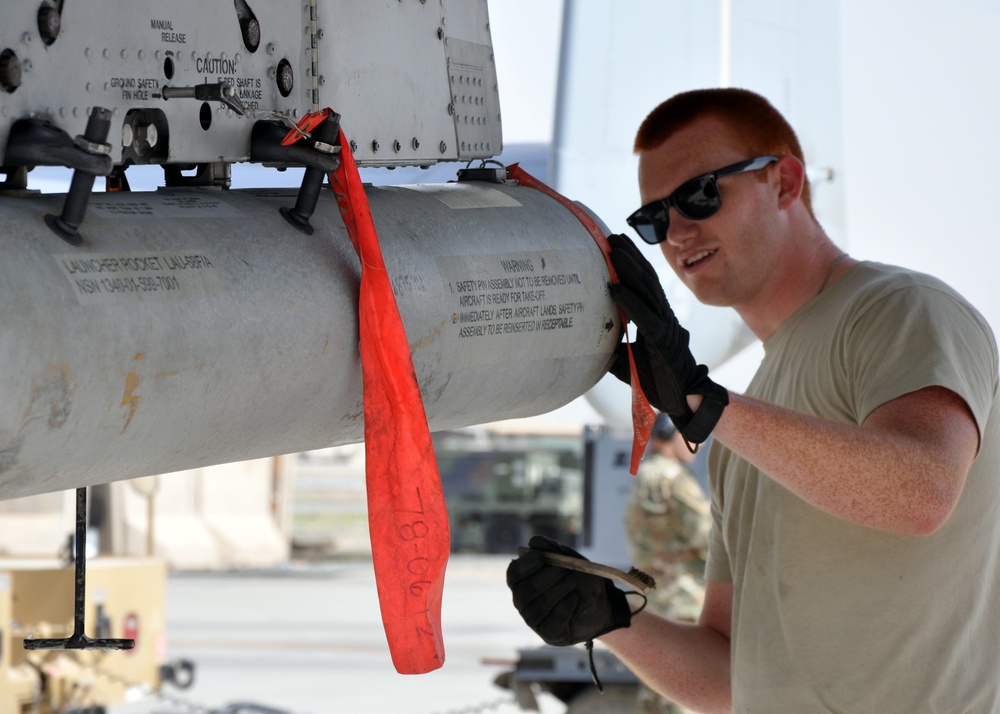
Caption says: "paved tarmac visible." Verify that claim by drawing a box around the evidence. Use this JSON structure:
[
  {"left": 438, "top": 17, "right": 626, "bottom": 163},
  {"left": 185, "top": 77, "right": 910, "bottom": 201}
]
[{"left": 112, "top": 555, "right": 568, "bottom": 714}]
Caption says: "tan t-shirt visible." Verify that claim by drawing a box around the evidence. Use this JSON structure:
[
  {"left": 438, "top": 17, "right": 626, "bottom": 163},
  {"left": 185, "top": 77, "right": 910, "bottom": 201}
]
[{"left": 707, "top": 261, "right": 1000, "bottom": 713}]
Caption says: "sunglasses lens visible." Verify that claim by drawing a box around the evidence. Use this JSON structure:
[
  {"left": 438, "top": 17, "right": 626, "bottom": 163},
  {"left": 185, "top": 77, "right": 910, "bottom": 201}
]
[
  {"left": 628, "top": 203, "right": 669, "bottom": 245},
  {"left": 675, "top": 176, "right": 722, "bottom": 220}
]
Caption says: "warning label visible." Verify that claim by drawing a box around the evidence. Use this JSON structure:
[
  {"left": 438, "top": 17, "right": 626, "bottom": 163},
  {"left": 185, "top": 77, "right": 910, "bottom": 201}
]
[{"left": 438, "top": 251, "right": 589, "bottom": 342}]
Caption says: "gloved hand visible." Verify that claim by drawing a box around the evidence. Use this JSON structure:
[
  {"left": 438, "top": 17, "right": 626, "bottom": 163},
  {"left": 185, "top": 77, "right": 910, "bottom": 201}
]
[
  {"left": 607, "top": 233, "right": 729, "bottom": 444},
  {"left": 506, "top": 535, "right": 631, "bottom": 646}
]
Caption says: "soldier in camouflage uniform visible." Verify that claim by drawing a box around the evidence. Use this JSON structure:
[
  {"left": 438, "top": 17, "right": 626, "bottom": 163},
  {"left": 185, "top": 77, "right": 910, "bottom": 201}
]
[{"left": 626, "top": 413, "right": 711, "bottom": 714}]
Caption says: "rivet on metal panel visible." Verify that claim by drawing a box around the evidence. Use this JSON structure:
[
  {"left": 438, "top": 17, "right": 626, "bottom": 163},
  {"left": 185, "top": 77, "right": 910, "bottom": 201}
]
[
  {"left": 21, "top": 33, "right": 32, "bottom": 45},
  {"left": 372, "top": 140, "right": 380, "bottom": 153},
  {"left": 350, "top": 140, "right": 358, "bottom": 152},
  {"left": 447, "top": 103, "right": 454, "bottom": 116},
  {"left": 103, "top": 48, "right": 110, "bottom": 59},
  {"left": 437, "top": 27, "right": 444, "bottom": 40},
  {"left": 393, "top": 140, "right": 401, "bottom": 153},
  {"left": 121, "top": 49, "right": 128, "bottom": 60},
  {"left": 84, "top": 47, "right": 92, "bottom": 58},
  {"left": 266, "top": 42, "right": 276, "bottom": 55},
  {"left": 412, "top": 137, "right": 420, "bottom": 150},
  {"left": 439, "top": 141, "right": 447, "bottom": 154}
]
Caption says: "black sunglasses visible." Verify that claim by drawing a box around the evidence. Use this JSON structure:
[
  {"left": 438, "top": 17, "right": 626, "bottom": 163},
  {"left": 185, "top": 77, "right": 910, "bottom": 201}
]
[{"left": 626, "top": 155, "right": 779, "bottom": 245}]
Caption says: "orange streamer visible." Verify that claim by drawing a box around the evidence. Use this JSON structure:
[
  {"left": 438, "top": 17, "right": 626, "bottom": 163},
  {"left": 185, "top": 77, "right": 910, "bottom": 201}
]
[
  {"left": 329, "top": 126, "right": 449, "bottom": 674},
  {"left": 506, "top": 163, "right": 655, "bottom": 474}
]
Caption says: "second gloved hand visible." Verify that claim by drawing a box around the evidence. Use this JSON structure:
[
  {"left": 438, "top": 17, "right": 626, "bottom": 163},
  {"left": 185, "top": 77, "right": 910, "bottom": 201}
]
[
  {"left": 506, "top": 535, "right": 631, "bottom": 646},
  {"left": 607, "top": 233, "right": 729, "bottom": 444}
]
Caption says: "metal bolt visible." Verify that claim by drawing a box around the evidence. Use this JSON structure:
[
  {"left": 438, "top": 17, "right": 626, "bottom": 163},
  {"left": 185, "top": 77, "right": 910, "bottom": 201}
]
[
  {"left": 372, "top": 140, "right": 380, "bottom": 153},
  {"left": 139, "top": 124, "right": 158, "bottom": 147},
  {"left": 266, "top": 42, "right": 276, "bottom": 55},
  {"left": 439, "top": 141, "right": 447, "bottom": 154},
  {"left": 38, "top": 5, "right": 62, "bottom": 45},
  {"left": 241, "top": 17, "right": 261, "bottom": 52},
  {"left": 0, "top": 50, "right": 22, "bottom": 92},
  {"left": 411, "top": 137, "right": 420, "bottom": 150},
  {"left": 393, "top": 140, "right": 401, "bottom": 153},
  {"left": 276, "top": 60, "right": 294, "bottom": 96},
  {"left": 350, "top": 140, "right": 358, "bottom": 153},
  {"left": 447, "top": 103, "right": 454, "bottom": 116}
]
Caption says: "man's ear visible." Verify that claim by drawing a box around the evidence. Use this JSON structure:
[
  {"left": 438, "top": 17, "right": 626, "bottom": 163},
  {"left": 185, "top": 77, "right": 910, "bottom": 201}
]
[{"left": 775, "top": 155, "right": 805, "bottom": 209}]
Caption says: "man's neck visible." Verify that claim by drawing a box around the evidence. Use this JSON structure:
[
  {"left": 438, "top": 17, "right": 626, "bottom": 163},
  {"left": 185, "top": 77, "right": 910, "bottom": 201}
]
[{"left": 735, "top": 229, "right": 849, "bottom": 342}]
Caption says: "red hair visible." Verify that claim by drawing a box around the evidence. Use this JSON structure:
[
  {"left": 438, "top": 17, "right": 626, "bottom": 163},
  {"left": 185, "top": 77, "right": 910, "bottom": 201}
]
[{"left": 634, "top": 88, "right": 812, "bottom": 213}]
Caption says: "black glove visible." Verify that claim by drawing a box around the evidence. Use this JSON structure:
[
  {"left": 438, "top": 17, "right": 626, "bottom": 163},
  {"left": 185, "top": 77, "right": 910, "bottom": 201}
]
[
  {"left": 506, "top": 535, "right": 631, "bottom": 646},
  {"left": 607, "top": 233, "right": 729, "bottom": 444}
]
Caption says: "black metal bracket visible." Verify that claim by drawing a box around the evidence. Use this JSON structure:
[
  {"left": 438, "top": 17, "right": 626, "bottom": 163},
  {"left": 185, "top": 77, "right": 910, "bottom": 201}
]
[
  {"left": 23, "top": 487, "right": 135, "bottom": 652},
  {"left": 2, "top": 116, "right": 113, "bottom": 175},
  {"left": 275, "top": 112, "right": 342, "bottom": 235},
  {"left": 249, "top": 119, "right": 342, "bottom": 173},
  {"left": 42, "top": 107, "right": 114, "bottom": 246}
]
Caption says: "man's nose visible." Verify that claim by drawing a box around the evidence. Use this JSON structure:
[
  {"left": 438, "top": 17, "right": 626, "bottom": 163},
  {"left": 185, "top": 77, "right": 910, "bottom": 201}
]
[{"left": 665, "top": 207, "right": 698, "bottom": 247}]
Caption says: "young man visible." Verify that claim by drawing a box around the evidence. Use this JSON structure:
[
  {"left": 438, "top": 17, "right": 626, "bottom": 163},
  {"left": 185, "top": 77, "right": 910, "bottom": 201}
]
[{"left": 508, "top": 88, "right": 1000, "bottom": 712}]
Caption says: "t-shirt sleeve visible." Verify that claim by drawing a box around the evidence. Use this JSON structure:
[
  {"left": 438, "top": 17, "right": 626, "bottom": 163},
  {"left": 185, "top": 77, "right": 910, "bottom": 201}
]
[
  {"left": 847, "top": 283, "right": 998, "bottom": 439},
  {"left": 705, "top": 445, "right": 732, "bottom": 583}
]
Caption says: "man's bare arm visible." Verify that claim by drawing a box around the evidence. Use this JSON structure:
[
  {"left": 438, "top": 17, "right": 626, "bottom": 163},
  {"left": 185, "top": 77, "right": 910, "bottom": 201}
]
[
  {"left": 600, "top": 579, "right": 733, "bottom": 714},
  {"left": 710, "top": 385, "right": 979, "bottom": 535}
]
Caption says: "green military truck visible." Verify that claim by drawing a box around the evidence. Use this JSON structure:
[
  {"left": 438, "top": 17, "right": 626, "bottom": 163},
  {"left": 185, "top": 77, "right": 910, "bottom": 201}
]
[{"left": 434, "top": 428, "right": 584, "bottom": 554}]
